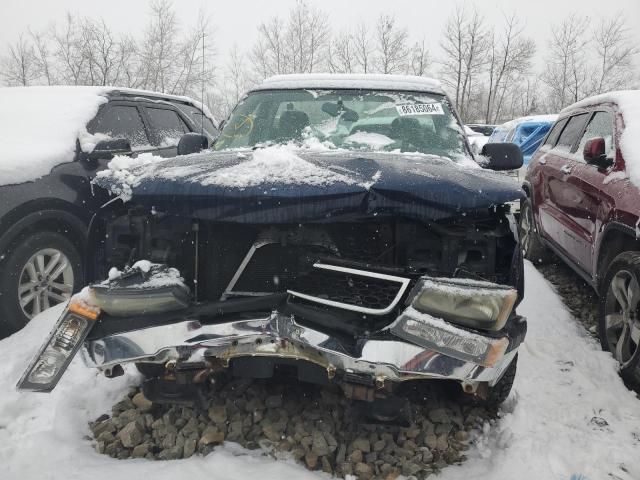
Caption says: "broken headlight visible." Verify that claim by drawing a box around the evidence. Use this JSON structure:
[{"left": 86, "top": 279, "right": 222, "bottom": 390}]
[
  {"left": 390, "top": 307, "right": 509, "bottom": 367},
  {"left": 410, "top": 276, "right": 517, "bottom": 331},
  {"left": 90, "top": 263, "right": 190, "bottom": 317},
  {"left": 17, "top": 300, "right": 100, "bottom": 392},
  {"left": 90, "top": 284, "right": 190, "bottom": 317}
]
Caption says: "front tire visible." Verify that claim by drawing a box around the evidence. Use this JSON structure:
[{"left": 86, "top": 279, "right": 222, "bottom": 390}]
[
  {"left": 484, "top": 354, "right": 518, "bottom": 407},
  {"left": 0, "top": 231, "right": 83, "bottom": 335},
  {"left": 519, "top": 197, "right": 552, "bottom": 265},
  {"left": 599, "top": 252, "right": 640, "bottom": 387}
]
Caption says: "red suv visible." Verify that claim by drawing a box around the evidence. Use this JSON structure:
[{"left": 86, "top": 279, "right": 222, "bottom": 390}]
[{"left": 521, "top": 90, "right": 640, "bottom": 384}]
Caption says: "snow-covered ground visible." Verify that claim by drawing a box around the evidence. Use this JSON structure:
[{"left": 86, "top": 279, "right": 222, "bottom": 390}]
[{"left": 1, "top": 262, "right": 639, "bottom": 480}]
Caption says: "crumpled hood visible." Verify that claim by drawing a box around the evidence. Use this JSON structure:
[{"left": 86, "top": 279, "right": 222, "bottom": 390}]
[{"left": 94, "top": 147, "right": 523, "bottom": 223}]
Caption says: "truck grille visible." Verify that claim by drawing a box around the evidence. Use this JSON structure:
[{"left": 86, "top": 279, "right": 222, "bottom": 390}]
[{"left": 288, "top": 263, "right": 411, "bottom": 315}]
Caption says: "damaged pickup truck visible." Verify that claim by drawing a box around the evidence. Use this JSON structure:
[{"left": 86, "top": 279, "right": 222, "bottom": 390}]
[{"left": 18, "top": 74, "right": 526, "bottom": 411}]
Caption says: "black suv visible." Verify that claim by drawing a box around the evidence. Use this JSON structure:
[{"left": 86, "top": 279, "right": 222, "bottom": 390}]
[{"left": 0, "top": 87, "right": 217, "bottom": 335}]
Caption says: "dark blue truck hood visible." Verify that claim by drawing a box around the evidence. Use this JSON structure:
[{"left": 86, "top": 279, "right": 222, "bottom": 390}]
[{"left": 94, "top": 148, "right": 523, "bottom": 223}]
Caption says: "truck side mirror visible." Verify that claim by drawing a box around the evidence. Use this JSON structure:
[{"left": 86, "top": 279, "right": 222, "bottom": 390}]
[
  {"left": 480, "top": 143, "right": 524, "bottom": 171},
  {"left": 177, "top": 133, "right": 208, "bottom": 156},
  {"left": 583, "top": 137, "right": 612, "bottom": 168}
]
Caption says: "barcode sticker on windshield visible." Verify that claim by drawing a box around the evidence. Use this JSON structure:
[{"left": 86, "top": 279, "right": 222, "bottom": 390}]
[{"left": 396, "top": 103, "right": 444, "bottom": 116}]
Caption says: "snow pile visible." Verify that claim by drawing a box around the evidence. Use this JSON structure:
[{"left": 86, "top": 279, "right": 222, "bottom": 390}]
[
  {"left": 602, "top": 170, "right": 629, "bottom": 185},
  {"left": 256, "top": 73, "right": 444, "bottom": 95},
  {"left": 1, "top": 263, "right": 640, "bottom": 479},
  {"left": 198, "top": 146, "right": 356, "bottom": 188},
  {"left": 0, "top": 86, "right": 111, "bottom": 186},
  {"left": 95, "top": 145, "right": 360, "bottom": 201},
  {"left": 104, "top": 261, "right": 185, "bottom": 289},
  {"left": 0, "top": 304, "right": 319, "bottom": 480},
  {"left": 94, "top": 153, "right": 159, "bottom": 201},
  {"left": 563, "top": 90, "right": 640, "bottom": 188},
  {"left": 445, "top": 264, "right": 640, "bottom": 480},
  {"left": 343, "top": 132, "right": 395, "bottom": 149}
]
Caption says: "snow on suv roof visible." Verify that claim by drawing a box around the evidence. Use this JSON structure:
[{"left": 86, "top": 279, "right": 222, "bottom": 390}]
[
  {"left": 0, "top": 86, "right": 211, "bottom": 187},
  {"left": 561, "top": 90, "right": 640, "bottom": 113},
  {"left": 253, "top": 74, "right": 444, "bottom": 95},
  {"left": 563, "top": 90, "right": 640, "bottom": 187}
]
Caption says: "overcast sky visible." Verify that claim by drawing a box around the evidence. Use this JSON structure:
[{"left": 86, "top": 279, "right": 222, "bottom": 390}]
[{"left": 2, "top": 0, "right": 639, "bottom": 71}]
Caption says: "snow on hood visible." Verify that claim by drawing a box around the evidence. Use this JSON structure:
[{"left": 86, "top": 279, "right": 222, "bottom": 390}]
[
  {"left": 343, "top": 132, "right": 395, "bottom": 149},
  {"left": 0, "top": 86, "right": 113, "bottom": 186},
  {"left": 197, "top": 146, "right": 357, "bottom": 188},
  {"left": 95, "top": 145, "right": 360, "bottom": 202},
  {"left": 563, "top": 90, "right": 640, "bottom": 188},
  {"left": 92, "top": 144, "right": 522, "bottom": 223}
]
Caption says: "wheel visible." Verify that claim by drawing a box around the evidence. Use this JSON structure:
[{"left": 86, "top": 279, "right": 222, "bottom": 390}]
[
  {"left": 599, "top": 252, "right": 640, "bottom": 387},
  {"left": 519, "top": 197, "right": 552, "bottom": 265},
  {"left": 483, "top": 354, "right": 518, "bottom": 406},
  {"left": 0, "top": 231, "right": 83, "bottom": 334}
]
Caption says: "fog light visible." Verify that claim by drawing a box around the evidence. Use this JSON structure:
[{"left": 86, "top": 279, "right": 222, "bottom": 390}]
[
  {"left": 390, "top": 307, "right": 508, "bottom": 367},
  {"left": 17, "top": 300, "right": 100, "bottom": 392},
  {"left": 411, "top": 276, "right": 517, "bottom": 331}
]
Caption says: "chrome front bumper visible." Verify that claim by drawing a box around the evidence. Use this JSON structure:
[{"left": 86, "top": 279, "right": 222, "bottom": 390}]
[{"left": 82, "top": 309, "right": 522, "bottom": 389}]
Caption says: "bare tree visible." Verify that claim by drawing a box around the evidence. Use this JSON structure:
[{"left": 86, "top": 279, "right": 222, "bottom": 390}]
[
  {"left": 253, "top": 17, "right": 288, "bottom": 76},
  {"left": 440, "top": 6, "right": 488, "bottom": 121},
  {"left": 328, "top": 31, "right": 356, "bottom": 73},
  {"left": 30, "top": 29, "right": 55, "bottom": 85},
  {"left": 375, "top": 14, "right": 409, "bottom": 74},
  {"left": 253, "top": 0, "right": 329, "bottom": 77},
  {"left": 169, "top": 11, "right": 215, "bottom": 97},
  {"left": 138, "top": 0, "right": 179, "bottom": 92},
  {"left": 542, "top": 15, "right": 589, "bottom": 110},
  {"left": 353, "top": 22, "right": 373, "bottom": 73},
  {"left": 484, "top": 14, "right": 535, "bottom": 123},
  {"left": 53, "top": 13, "right": 86, "bottom": 85},
  {"left": 81, "top": 19, "right": 120, "bottom": 85},
  {"left": 1, "top": 34, "right": 39, "bottom": 86},
  {"left": 591, "top": 13, "right": 639, "bottom": 94},
  {"left": 287, "top": 0, "right": 329, "bottom": 73},
  {"left": 409, "top": 39, "right": 430, "bottom": 76},
  {"left": 212, "top": 44, "right": 253, "bottom": 119},
  {"left": 114, "top": 35, "right": 141, "bottom": 88}
]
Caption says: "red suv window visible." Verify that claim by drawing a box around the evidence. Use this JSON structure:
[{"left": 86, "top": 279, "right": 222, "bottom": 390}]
[
  {"left": 576, "top": 111, "right": 615, "bottom": 159},
  {"left": 543, "top": 118, "right": 568, "bottom": 147},
  {"left": 555, "top": 113, "right": 589, "bottom": 153}
]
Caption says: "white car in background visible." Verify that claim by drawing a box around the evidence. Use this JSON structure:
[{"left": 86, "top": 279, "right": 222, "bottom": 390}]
[{"left": 464, "top": 125, "right": 490, "bottom": 155}]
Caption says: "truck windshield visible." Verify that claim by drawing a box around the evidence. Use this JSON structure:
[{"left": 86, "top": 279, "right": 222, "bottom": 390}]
[{"left": 213, "top": 89, "right": 469, "bottom": 160}]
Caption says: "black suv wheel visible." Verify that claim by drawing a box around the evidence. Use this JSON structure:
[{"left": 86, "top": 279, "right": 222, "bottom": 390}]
[
  {"left": 0, "top": 231, "right": 82, "bottom": 334},
  {"left": 519, "top": 197, "right": 552, "bottom": 265},
  {"left": 599, "top": 252, "right": 640, "bottom": 387}
]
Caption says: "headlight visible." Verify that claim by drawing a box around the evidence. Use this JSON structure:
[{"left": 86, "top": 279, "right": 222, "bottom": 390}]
[
  {"left": 17, "top": 300, "right": 100, "bottom": 392},
  {"left": 411, "top": 276, "right": 517, "bottom": 331},
  {"left": 90, "top": 263, "right": 190, "bottom": 317},
  {"left": 390, "top": 307, "right": 509, "bottom": 367},
  {"left": 90, "top": 284, "right": 190, "bottom": 316}
]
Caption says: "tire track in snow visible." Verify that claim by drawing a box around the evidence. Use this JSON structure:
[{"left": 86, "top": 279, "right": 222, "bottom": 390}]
[{"left": 442, "top": 262, "right": 640, "bottom": 480}]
